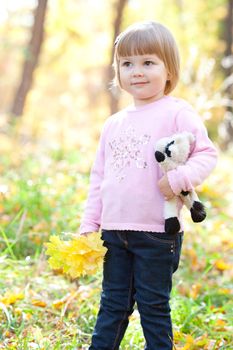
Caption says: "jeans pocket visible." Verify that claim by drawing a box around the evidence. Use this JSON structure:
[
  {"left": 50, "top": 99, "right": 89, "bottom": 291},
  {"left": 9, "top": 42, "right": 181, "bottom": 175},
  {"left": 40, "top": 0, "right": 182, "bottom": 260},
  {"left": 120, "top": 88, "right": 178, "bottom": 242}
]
[
  {"left": 142, "top": 231, "right": 176, "bottom": 245},
  {"left": 141, "top": 232, "right": 176, "bottom": 261},
  {"left": 101, "top": 230, "right": 123, "bottom": 248}
]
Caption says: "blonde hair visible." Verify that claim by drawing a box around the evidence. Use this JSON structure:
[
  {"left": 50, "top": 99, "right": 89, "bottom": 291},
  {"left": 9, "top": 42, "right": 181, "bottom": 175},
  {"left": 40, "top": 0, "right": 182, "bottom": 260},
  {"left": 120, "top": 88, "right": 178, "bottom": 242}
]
[{"left": 113, "top": 21, "right": 180, "bottom": 95}]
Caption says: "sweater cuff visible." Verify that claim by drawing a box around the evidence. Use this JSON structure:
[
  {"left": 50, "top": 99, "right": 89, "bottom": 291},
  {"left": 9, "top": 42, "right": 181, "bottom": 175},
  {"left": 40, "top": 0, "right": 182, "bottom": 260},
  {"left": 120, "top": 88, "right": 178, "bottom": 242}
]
[
  {"left": 79, "top": 223, "right": 100, "bottom": 235},
  {"left": 167, "top": 167, "right": 193, "bottom": 195}
]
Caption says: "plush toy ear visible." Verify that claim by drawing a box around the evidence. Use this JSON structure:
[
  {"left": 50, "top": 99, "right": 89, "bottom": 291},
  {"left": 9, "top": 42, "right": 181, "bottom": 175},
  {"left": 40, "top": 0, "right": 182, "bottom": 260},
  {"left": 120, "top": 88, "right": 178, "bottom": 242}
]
[
  {"left": 176, "top": 132, "right": 195, "bottom": 145},
  {"left": 184, "top": 132, "right": 195, "bottom": 144},
  {"left": 174, "top": 134, "right": 183, "bottom": 143}
]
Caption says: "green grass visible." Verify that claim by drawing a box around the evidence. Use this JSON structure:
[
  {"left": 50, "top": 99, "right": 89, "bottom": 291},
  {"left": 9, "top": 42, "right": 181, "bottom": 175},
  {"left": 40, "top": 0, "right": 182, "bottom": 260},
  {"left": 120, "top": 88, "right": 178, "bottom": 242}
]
[
  {"left": 0, "top": 150, "right": 232, "bottom": 349},
  {"left": 0, "top": 249, "right": 232, "bottom": 349}
]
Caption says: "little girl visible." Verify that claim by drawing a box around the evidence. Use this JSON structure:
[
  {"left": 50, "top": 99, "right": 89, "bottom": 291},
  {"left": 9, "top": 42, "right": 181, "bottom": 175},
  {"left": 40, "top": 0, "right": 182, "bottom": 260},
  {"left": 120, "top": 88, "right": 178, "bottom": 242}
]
[{"left": 79, "top": 21, "right": 217, "bottom": 350}]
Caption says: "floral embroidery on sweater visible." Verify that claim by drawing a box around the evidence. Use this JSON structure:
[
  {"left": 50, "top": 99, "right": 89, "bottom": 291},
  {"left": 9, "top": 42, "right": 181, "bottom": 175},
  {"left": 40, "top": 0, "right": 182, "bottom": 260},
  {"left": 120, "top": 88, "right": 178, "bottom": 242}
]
[{"left": 108, "top": 126, "right": 151, "bottom": 181}]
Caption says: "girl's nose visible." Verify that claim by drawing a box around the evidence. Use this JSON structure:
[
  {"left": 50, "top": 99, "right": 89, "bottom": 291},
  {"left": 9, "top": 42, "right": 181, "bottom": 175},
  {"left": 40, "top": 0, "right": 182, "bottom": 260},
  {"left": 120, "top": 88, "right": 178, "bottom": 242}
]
[
  {"left": 132, "top": 66, "right": 144, "bottom": 77},
  {"left": 133, "top": 72, "right": 144, "bottom": 77}
]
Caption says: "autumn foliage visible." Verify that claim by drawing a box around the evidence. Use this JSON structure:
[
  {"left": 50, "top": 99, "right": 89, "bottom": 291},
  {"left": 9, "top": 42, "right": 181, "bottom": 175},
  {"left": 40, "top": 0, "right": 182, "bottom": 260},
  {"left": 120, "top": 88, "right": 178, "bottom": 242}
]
[{"left": 45, "top": 233, "right": 107, "bottom": 278}]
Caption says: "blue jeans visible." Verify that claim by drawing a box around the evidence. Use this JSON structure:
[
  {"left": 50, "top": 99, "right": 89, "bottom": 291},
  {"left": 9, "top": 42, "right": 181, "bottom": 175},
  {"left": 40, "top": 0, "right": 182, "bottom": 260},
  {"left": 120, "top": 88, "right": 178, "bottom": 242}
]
[{"left": 89, "top": 230, "right": 183, "bottom": 350}]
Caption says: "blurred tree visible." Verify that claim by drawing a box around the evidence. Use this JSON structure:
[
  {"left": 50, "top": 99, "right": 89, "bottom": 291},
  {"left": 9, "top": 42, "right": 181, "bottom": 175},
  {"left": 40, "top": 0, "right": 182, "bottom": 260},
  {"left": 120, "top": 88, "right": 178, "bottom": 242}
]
[
  {"left": 0, "top": 0, "right": 228, "bottom": 146},
  {"left": 221, "top": 0, "right": 233, "bottom": 148},
  {"left": 107, "top": 0, "right": 128, "bottom": 115},
  {"left": 10, "top": 0, "right": 48, "bottom": 118}
]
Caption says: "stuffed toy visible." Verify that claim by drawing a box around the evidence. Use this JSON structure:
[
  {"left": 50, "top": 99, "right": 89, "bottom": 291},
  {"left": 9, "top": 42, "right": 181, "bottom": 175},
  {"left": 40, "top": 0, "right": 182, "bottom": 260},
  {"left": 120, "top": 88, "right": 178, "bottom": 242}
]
[{"left": 154, "top": 132, "right": 206, "bottom": 235}]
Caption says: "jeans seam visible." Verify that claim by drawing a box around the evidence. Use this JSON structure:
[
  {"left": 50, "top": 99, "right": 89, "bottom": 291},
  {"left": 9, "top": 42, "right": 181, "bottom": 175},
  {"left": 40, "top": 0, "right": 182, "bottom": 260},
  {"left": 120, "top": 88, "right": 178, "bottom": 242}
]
[
  {"left": 111, "top": 270, "right": 134, "bottom": 350},
  {"left": 173, "top": 236, "right": 182, "bottom": 272},
  {"left": 116, "top": 231, "right": 128, "bottom": 247}
]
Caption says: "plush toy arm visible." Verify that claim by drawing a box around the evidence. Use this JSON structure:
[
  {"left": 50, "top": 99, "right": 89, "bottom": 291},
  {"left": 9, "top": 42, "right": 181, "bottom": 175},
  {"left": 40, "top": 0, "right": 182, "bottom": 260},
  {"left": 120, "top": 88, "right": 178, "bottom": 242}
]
[
  {"left": 180, "top": 190, "right": 206, "bottom": 223},
  {"left": 179, "top": 191, "right": 193, "bottom": 210}
]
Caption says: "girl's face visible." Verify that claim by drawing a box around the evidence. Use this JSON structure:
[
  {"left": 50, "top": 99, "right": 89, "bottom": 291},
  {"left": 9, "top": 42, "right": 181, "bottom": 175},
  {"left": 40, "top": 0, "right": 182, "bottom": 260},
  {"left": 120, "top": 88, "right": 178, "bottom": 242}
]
[{"left": 119, "top": 54, "right": 168, "bottom": 106}]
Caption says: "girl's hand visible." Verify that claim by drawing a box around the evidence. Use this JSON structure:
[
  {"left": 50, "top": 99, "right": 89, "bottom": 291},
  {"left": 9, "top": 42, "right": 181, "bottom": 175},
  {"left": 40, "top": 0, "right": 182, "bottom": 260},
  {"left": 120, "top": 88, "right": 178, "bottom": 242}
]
[
  {"left": 80, "top": 232, "right": 93, "bottom": 237},
  {"left": 72, "top": 232, "right": 93, "bottom": 238},
  {"left": 158, "top": 174, "right": 175, "bottom": 200}
]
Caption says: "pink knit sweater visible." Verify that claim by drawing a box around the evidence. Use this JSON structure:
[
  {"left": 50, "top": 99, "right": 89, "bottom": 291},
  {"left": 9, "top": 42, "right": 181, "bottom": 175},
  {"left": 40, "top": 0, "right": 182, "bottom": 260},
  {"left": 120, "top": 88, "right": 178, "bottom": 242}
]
[{"left": 79, "top": 96, "right": 217, "bottom": 234}]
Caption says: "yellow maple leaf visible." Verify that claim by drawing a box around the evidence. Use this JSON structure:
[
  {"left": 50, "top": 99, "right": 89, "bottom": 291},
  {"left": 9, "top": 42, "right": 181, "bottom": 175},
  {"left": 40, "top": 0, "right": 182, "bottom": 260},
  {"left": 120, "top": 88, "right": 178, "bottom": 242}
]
[
  {"left": 52, "top": 293, "right": 72, "bottom": 309},
  {"left": 31, "top": 299, "right": 47, "bottom": 307},
  {"left": 214, "top": 259, "right": 231, "bottom": 271},
  {"left": 0, "top": 292, "right": 24, "bottom": 305},
  {"left": 218, "top": 288, "right": 231, "bottom": 295},
  {"left": 215, "top": 319, "right": 227, "bottom": 330},
  {"left": 45, "top": 232, "right": 107, "bottom": 278},
  {"left": 190, "top": 283, "right": 202, "bottom": 299},
  {"left": 178, "top": 334, "right": 195, "bottom": 350}
]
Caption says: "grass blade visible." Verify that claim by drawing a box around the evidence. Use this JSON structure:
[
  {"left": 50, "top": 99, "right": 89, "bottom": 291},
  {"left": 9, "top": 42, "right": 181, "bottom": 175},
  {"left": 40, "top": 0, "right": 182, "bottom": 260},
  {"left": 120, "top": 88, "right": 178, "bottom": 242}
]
[
  {"left": 0, "top": 226, "right": 17, "bottom": 260},
  {"left": 0, "top": 301, "right": 11, "bottom": 327}
]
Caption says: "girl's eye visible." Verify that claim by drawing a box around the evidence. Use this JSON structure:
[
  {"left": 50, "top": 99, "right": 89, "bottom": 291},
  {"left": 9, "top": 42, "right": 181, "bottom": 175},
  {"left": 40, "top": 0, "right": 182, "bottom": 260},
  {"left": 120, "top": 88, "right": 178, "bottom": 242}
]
[
  {"left": 122, "top": 61, "right": 132, "bottom": 67},
  {"left": 144, "top": 60, "right": 154, "bottom": 66}
]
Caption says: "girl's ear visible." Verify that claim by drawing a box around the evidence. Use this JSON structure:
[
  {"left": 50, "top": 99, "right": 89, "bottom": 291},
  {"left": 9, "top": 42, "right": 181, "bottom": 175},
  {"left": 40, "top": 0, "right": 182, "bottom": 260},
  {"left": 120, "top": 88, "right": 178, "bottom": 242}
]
[{"left": 167, "top": 72, "right": 172, "bottom": 80}]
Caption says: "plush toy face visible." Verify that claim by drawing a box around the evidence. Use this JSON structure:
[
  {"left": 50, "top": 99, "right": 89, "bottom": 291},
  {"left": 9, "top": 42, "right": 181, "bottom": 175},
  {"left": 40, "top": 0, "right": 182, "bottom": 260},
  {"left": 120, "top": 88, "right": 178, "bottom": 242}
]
[{"left": 154, "top": 132, "right": 195, "bottom": 172}]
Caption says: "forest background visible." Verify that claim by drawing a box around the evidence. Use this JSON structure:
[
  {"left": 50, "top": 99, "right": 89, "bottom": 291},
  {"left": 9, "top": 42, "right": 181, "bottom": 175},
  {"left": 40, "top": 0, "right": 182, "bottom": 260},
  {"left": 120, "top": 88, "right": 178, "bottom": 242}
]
[{"left": 0, "top": 0, "right": 232, "bottom": 349}]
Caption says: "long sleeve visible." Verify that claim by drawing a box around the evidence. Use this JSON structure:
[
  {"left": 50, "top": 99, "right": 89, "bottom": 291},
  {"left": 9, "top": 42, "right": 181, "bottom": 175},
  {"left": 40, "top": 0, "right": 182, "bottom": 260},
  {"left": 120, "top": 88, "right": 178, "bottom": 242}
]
[
  {"left": 79, "top": 123, "right": 108, "bottom": 234},
  {"left": 167, "top": 107, "right": 218, "bottom": 195},
  {"left": 79, "top": 96, "right": 218, "bottom": 234}
]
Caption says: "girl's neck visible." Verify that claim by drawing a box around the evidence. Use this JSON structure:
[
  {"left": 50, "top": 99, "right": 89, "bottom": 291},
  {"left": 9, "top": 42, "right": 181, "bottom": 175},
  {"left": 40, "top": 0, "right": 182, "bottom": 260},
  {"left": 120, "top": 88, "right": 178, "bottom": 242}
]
[
  {"left": 133, "top": 93, "right": 165, "bottom": 106},
  {"left": 127, "top": 95, "right": 169, "bottom": 112}
]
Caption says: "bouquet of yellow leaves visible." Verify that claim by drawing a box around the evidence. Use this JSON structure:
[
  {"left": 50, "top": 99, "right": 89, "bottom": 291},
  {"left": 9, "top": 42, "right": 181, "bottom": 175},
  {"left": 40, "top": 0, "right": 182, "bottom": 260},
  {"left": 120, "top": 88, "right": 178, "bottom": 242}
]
[{"left": 45, "top": 232, "right": 107, "bottom": 278}]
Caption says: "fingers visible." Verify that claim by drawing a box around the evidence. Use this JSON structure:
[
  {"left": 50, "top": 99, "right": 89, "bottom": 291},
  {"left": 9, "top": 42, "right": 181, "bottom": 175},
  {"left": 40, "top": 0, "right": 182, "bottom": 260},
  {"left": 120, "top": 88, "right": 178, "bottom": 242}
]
[{"left": 164, "top": 193, "right": 175, "bottom": 201}]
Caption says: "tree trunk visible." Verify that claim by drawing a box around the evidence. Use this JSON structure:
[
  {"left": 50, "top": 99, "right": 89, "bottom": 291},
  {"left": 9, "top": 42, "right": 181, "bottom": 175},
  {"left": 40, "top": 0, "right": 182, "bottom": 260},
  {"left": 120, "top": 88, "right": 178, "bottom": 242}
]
[
  {"left": 222, "top": 0, "right": 233, "bottom": 148},
  {"left": 10, "top": 0, "right": 48, "bottom": 117},
  {"left": 107, "top": 0, "right": 128, "bottom": 115}
]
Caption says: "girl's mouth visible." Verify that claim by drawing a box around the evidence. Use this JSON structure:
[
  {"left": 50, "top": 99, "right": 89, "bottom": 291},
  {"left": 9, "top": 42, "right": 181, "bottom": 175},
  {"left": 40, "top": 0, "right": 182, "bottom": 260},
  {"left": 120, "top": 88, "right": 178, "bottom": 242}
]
[{"left": 131, "top": 81, "right": 148, "bottom": 86}]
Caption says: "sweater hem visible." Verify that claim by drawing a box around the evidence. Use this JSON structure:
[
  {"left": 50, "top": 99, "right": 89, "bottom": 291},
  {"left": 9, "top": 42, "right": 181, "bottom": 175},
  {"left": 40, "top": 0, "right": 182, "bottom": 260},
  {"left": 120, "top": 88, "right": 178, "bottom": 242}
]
[{"left": 101, "top": 223, "right": 173, "bottom": 233}]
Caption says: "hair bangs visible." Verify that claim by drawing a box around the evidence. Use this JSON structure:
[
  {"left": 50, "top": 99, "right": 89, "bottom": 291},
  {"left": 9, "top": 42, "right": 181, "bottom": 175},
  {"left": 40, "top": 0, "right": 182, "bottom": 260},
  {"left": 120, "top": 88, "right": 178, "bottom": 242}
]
[{"left": 116, "top": 30, "right": 162, "bottom": 58}]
